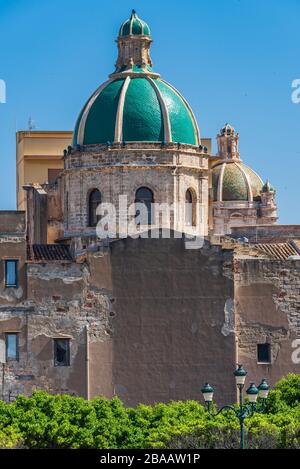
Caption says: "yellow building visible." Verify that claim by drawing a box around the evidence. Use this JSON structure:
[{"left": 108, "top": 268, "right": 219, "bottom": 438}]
[{"left": 16, "top": 131, "right": 72, "bottom": 210}]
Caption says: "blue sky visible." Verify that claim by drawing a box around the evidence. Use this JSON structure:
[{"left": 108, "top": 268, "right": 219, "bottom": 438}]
[{"left": 0, "top": 0, "right": 299, "bottom": 223}]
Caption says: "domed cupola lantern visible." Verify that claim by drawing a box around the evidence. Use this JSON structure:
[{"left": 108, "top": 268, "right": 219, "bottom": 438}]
[
  {"left": 119, "top": 9, "right": 151, "bottom": 37},
  {"left": 114, "top": 10, "right": 156, "bottom": 77},
  {"left": 217, "top": 123, "right": 240, "bottom": 161}
]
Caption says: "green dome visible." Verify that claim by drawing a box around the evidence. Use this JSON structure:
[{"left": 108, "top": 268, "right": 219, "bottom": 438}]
[
  {"left": 119, "top": 10, "right": 151, "bottom": 37},
  {"left": 212, "top": 161, "right": 263, "bottom": 202},
  {"left": 73, "top": 76, "right": 200, "bottom": 146}
]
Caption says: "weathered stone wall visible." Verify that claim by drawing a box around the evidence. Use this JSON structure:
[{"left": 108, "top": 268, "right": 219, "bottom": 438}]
[
  {"left": 1, "top": 232, "right": 299, "bottom": 406},
  {"left": 235, "top": 256, "right": 300, "bottom": 387},
  {"left": 103, "top": 236, "right": 236, "bottom": 407},
  {"left": 46, "top": 177, "right": 64, "bottom": 243},
  {"left": 231, "top": 224, "right": 300, "bottom": 243},
  {"left": 0, "top": 211, "right": 26, "bottom": 234},
  {"left": 25, "top": 186, "right": 48, "bottom": 245},
  {"left": 0, "top": 261, "right": 112, "bottom": 401},
  {"left": 0, "top": 211, "right": 26, "bottom": 305},
  {"left": 212, "top": 203, "right": 260, "bottom": 236},
  {"left": 0, "top": 235, "right": 237, "bottom": 407},
  {"left": 63, "top": 144, "right": 209, "bottom": 240}
]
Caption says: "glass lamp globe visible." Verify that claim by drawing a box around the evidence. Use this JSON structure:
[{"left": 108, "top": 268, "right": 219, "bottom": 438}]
[
  {"left": 201, "top": 383, "right": 214, "bottom": 402},
  {"left": 258, "top": 379, "right": 269, "bottom": 399},
  {"left": 246, "top": 382, "right": 259, "bottom": 403},
  {"left": 234, "top": 364, "right": 247, "bottom": 386}
]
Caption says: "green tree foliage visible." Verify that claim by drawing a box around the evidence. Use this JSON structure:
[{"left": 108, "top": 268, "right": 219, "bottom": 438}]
[
  {"left": 266, "top": 373, "right": 300, "bottom": 412},
  {"left": 0, "top": 374, "right": 299, "bottom": 449}
]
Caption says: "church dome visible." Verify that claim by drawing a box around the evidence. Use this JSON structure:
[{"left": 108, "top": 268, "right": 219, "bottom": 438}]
[
  {"left": 73, "top": 76, "right": 200, "bottom": 146},
  {"left": 119, "top": 10, "right": 151, "bottom": 37},
  {"left": 212, "top": 161, "right": 263, "bottom": 202},
  {"left": 73, "top": 11, "right": 200, "bottom": 147}
]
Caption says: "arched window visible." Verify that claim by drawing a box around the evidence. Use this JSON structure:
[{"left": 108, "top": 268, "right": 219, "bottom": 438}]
[
  {"left": 88, "top": 189, "right": 101, "bottom": 227},
  {"left": 185, "top": 189, "right": 196, "bottom": 227},
  {"left": 229, "top": 212, "right": 243, "bottom": 227},
  {"left": 135, "top": 187, "right": 154, "bottom": 225}
]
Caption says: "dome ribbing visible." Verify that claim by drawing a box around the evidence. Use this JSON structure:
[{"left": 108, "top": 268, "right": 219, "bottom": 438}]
[
  {"left": 73, "top": 11, "right": 201, "bottom": 147},
  {"left": 73, "top": 76, "right": 200, "bottom": 146}
]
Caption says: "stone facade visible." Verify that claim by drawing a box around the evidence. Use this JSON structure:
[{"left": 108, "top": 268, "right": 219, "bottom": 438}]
[
  {"left": 63, "top": 142, "right": 209, "bottom": 245},
  {"left": 0, "top": 212, "right": 26, "bottom": 306},
  {"left": 235, "top": 255, "right": 300, "bottom": 385},
  {"left": 0, "top": 11, "right": 298, "bottom": 408},
  {"left": 0, "top": 211, "right": 299, "bottom": 406},
  {"left": 0, "top": 222, "right": 237, "bottom": 405}
]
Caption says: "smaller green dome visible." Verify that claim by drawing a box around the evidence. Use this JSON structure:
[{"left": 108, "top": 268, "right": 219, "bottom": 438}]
[
  {"left": 212, "top": 161, "right": 263, "bottom": 202},
  {"left": 119, "top": 10, "right": 151, "bottom": 37}
]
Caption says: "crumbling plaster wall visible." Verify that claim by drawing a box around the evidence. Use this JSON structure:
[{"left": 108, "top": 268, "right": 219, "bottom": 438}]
[
  {"left": 46, "top": 178, "right": 64, "bottom": 243},
  {"left": 1, "top": 235, "right": 299, "bottom": 405},
  {"left": 0, "top": 241, "right": 26, "bottom": 305},
  {"left": 235, "top": 257, "right": 300, "bottom": 387},
  {"left": 0, "top": 212, "right": 26, "bottom": 305},
  {"left": 105, "top": 236, "right": 236, "bottom": 407},
  {"left": 0, "top": 260, "right": 113, "bottom": 401}
]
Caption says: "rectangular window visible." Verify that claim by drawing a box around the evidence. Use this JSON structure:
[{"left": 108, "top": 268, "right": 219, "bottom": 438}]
[
  {"left": 5, "top": 333, "right": 19, "bottom": 361},
  {"left": 5, "top": 260, "right": 18, "bottom": 287},
  {"left": 54, "top": 338, "right": 70, "bottom": 366},
  {"left": 257, "top": 343, "right": 271, "bottom": 364}
]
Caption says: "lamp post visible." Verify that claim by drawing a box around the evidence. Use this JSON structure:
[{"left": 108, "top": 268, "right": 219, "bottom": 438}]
[{"left": 201, "top": 365, "right": 270, "bottom": 449}]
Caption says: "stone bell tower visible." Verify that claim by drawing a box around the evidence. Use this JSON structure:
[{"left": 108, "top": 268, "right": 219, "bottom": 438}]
[
  {"left": 259, "top": 180, "right": 278, "bottom": 224},
  {"left": 217, "top": 123, "right": 240, "bottom": 161}
]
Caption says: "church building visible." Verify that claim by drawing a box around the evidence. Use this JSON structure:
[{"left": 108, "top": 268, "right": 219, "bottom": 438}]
[{"left": 0, "top": 11, "right": 299, "bottom": 406}]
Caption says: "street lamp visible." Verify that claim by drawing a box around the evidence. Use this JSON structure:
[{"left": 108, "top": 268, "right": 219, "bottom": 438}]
[
  {"left": 234, "top": 364, "right": 247, "bottom": 386},
  {"left": 258, "top": 378, "right": 270, "bottom": 400},
  {"left": 201, "top": 383, "right": 214, "bottom": 411},
  {"left": 201, "top": 365, "right": 270, "bottom": 449},
  {"left": 246, "top": 382, "right": 259, "bottom": 403}
]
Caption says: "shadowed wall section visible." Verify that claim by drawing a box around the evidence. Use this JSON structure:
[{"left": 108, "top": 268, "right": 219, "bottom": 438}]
[{"left": 104, "top": 235, "right": 236, "bottom": 407}]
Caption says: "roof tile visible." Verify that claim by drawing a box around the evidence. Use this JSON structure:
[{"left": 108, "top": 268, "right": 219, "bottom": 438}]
[{"left": 27, "top": 244, "right": 73, "bottom": 262}]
